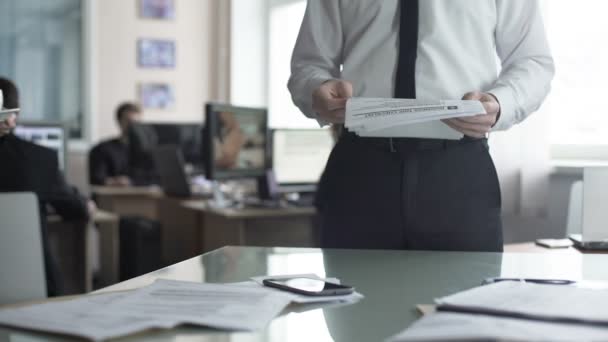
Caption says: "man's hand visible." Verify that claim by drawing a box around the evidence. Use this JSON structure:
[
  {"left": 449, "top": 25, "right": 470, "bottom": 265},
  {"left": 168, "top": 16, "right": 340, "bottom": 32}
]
[
  {"left": 0, "top": 113, "right": 17, "bottom": 137},
  {"left": 443, "top": 92, "right": 500, "bottom": 138},
  {"left": 312, "top": 80, "right": 353, "bottom": 124}
]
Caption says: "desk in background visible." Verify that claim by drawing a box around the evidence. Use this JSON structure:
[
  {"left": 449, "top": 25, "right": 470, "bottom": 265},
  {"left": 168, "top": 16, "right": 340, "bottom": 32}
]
[
  {"left": 91, "top": 186, "right": 163, "bottom": 221},
  {"left": 505, "top": 242, "right": 608, "bottom": 255},
  {"left": 4, "top": 246, "right": 608, "bottom": 341},
  {"left": 46, "top": 210, "right": 119, "bottom": 294},
  {"left": 159, "top": 200, "right": 318, "bottom": 265}
]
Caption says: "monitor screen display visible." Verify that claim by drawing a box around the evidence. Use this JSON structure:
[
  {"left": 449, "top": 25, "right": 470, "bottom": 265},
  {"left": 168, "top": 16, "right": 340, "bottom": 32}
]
[
  {"left": 14, "top": 124, "right": 66, "bottom": 170},
  {"left": 204, "top": 104, "right": 268, "bottom": 180},
  {"left": 272, "top": 129, "right": 334, "bottom": 186},
  {"left": 145, "top": 123, "right": 203, "bottom": 167}
]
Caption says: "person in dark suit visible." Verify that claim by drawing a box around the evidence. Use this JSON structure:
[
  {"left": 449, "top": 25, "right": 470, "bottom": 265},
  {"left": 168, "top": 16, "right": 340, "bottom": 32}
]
[
  {"left": 0, "top": 77, "right": 93, "bottom": 296},
  {"left": 88, "top": 103, "right": 162, "bottom": 279},
  {"left": 88, "top": 102, "right": 142, "bottom": 186}
]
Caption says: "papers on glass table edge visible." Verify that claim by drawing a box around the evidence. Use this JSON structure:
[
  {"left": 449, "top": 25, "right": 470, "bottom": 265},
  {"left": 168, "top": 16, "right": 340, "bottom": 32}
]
[
  {"left": 388, "top": 312, "right": 608, "bottom": 342},
  {"left": 388, "top": 280, "right": 608, "bottom": 342},
  {"left": 0, "top": 275, "right": 362, "bottom": 341},
  {"left": 345, "top": 98, "right": 486, "bottom": 139}
]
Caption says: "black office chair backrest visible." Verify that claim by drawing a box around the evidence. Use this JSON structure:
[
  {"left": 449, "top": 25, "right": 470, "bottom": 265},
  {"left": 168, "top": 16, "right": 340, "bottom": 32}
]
[{"left": 151, "top": 145, "right": 191, "bottom": 198}]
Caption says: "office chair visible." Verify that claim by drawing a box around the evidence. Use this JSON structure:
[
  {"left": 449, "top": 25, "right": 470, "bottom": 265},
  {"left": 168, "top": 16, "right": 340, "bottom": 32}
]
[
  {"left": 127, "top": 124, "right": 160, "bottom": 185},
  {"left": 0, "top": 192, "right": 47, "bottom": 304}
]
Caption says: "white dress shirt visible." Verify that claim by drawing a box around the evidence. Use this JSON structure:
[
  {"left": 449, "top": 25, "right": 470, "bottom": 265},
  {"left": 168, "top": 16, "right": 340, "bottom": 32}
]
[{"left": 288, "top": 0, "right": 555, "bottom": 134}]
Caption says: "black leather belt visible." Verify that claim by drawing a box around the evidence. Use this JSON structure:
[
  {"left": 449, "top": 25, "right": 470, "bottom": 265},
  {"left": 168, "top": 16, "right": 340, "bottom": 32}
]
[{"left": 342, "top": 129, "right": 485, "bottom": 153}]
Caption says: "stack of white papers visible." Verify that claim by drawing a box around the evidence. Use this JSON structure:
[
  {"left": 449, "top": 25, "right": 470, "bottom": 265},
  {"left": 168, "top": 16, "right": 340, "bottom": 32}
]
[
  {"left": 388, "top": 312, "right": 608, "bottom": 342},
  {"left": 436, "top": 281, "right": 608, "bottom": 324},
  {"left": 0, "top": 279, "right": 293, "bottom": 341},
  {"left": 345, "top": 98, "right": 485, "bottom": 138},
  {"left": 389, "top": 281, "right": 608, "bottom": 341},
  {"left": 0, "top": 276, "right": 363, "bottom": 341}
]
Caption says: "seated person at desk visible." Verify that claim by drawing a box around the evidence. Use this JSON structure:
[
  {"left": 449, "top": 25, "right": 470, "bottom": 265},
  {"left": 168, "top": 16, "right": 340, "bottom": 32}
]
[
  {"left": 0, "top": 77, "right": 95, "bottom": 296},
  {"left": 89, "top": 103, "right": 162, "bottom": 279},
  {"left": 89, "top": 102, "right": 142, "bottom": 186}
]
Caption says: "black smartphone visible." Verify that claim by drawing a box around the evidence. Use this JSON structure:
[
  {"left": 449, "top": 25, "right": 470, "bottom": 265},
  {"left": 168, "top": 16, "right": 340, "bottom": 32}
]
[{"left": 262, "top": 277, "right": 354, "bottom": 296}]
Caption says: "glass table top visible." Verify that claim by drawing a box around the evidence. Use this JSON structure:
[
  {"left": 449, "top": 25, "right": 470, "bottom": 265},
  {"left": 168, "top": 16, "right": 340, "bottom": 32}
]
[{"left": 2, "top": 246, "right": 608, "bottom": 342}]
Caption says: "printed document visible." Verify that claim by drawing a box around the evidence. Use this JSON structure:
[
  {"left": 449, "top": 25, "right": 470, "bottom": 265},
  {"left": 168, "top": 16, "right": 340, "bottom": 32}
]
[
  {"left": 436, "top": 281, "right": 608, "bottom": 324},
  {"left": 0, "top": 279, "right": 293, "bottom": 341},
  {"left": 388, "top": 281, "right": 608, "bottom": 341},
  {"left": 388, "top": 312, "right": 608, "bottom": 342},
  {"left": 0, "top": 292, "right": 145, "bottom": 341},
  {"left": 345, "top": 98, "right": 486, "bottom": 139},
  {"left": 101, "top": 279, "right": 293, "bottom": 331}
]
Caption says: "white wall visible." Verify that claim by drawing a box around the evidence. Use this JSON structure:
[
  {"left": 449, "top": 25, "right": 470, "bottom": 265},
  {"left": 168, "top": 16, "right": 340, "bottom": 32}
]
[
  {"left": 230, "top": 0, "right": 267, "bottom": 108},
  {"left": 68, "top": 0, "right": 230, "bottom": 192},
  {"left": 92, "top": 0, "right": 212, "bottom": 141}
]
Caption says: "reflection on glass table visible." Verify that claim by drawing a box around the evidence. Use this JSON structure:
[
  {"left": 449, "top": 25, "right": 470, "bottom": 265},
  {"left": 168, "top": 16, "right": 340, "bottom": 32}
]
[{"left": 2, "top": 246, "right": 608, "bottom": 342}]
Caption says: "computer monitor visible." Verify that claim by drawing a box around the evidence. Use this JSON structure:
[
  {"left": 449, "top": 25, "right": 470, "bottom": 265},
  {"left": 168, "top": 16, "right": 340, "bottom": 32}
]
[
  {"left": 127, "top": 122, "right": 204, "bottom": 185},
  {"left": 143, "top": 123, "right": 204, "bottom": 169},
  {"left": 203, "top": 103, "right": 268, "bottom": 181},
  {"left": 569, "top": 167, "right": 608, "bottom": 250},
  {"left": 271, "top": 129, "right": 334, "bottom": 192},
  {"left": 13, "top": 122, "right": 67, "bottom": 170}
]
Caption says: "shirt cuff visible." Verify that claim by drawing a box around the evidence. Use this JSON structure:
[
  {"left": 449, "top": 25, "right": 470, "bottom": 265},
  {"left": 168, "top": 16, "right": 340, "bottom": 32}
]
[{"left": 487, "top": 86, "right": 516, "bottom": 131}]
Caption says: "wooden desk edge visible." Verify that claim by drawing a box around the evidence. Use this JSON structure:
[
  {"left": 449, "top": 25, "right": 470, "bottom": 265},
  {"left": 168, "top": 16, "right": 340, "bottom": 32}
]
[
  {"left": 181, "top": 200, "right": 316, "bottom": 218},
  {"left": 91, "top": 186, "right": 163, "bottom": 197},
  {"left": 47, "top": 210, "right": 118, "bottom": 224}
]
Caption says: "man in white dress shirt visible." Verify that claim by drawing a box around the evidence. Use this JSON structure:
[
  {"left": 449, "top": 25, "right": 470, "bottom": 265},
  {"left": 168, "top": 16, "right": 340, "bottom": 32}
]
[{"left": 288, "top": 0, "right": 554, "bottom": 252}]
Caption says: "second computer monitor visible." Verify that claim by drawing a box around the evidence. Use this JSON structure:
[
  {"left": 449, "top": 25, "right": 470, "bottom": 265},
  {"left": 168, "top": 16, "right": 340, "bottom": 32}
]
[
  {"left": 13, "top": 122, "right": 67, "bottom": 170},
  {"left": 204, "top": 103, "right": 268, "bottom": 180},
  {"left": 272, "top": 129, "right": 334, "bottom": 192},
  {"left": 145, "top": 123, "right": 203, "bottom": 167}
]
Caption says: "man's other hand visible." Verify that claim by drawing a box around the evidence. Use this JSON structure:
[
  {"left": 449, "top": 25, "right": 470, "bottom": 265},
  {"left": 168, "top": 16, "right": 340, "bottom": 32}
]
[
  {"left": 0, "top": 113, "right": 17, "bottom": 137},
  {"left": 443, "top": 91, "right": 500, "bottom": 138},
  {"left": 312, "top": 80, "right": 353, "bottom": 124}
]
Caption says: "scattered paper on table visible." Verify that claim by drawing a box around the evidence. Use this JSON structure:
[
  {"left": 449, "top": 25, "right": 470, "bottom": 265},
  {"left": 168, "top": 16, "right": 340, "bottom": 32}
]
[
  {"left": 0, "top": 276, "right": 362, "bottom": 341},
  {"left": 0, "top": 279, "right": 293, "bottom": 341},
  {"left": 99, "top": 279, "right": 293, "bottom": 331},
  {"left": 436, "top": 281, "right": 608, "bottom": 325},
  {"left": 0, "top": 292, "right": 148, "bottom": 341},
  {"left": 387, "top": 312, "right": 608, "bottom": 342},
  {"left": 388, "top": 281, "right": 608, "bottom": 341}
]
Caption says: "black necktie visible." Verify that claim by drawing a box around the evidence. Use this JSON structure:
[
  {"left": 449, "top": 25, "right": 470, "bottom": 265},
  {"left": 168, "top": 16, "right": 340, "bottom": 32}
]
[{"left": 394, "top": 0, "right": 419, "bottom": 99}]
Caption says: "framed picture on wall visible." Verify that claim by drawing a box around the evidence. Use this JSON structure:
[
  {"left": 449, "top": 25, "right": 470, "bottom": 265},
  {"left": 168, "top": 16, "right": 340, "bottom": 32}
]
[
  {"left": 139, "top": 0, "right": 175, "bottom": 20},
  {"left": 139, "top": 83, "right": 176, "bottom": 109},
  {"left": 137, "top": 39, "right": 176, "bottom": 68}
]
